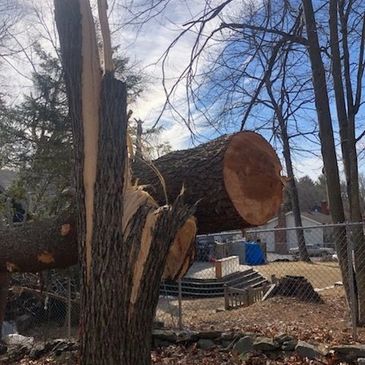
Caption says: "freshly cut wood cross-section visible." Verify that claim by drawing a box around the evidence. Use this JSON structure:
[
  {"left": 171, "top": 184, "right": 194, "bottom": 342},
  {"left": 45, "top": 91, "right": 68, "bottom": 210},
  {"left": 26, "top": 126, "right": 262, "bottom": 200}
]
[
  {"left": 133, "top": 131, "right": 284, "bottom": 234},
  {"left": 223, "top": 132, "right": 283, "bottom": 226}
]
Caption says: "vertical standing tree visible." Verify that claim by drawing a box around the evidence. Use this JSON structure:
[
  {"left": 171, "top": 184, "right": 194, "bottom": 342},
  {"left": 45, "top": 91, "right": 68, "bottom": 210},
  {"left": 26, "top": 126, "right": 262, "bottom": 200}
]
[
  {"left": 257, "top": 36, "right": 311, "bottom": 261},
  {"left": 328, "top": 0, "right": 365, "bottom": 323},
  {"left": 54, "top": 0, "right": 195, "bottom": 364},
  {"left": 301, "top": 0, "right": 351, "bottom": 311}
]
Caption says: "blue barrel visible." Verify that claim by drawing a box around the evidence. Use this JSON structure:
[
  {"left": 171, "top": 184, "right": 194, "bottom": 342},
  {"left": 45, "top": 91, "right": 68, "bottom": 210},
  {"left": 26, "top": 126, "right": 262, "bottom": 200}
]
[{"left": 245, "top": 242, "right": 265, "bottom": 265}]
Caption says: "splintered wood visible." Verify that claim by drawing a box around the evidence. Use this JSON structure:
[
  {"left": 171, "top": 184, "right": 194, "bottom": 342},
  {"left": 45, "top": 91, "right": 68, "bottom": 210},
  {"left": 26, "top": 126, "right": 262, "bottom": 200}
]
[
  {"left": 76, "top": 0, "right": 197, "bottom": 291},
  {"left": 79, "top": 0, "right": 101, "bottom": 282}
]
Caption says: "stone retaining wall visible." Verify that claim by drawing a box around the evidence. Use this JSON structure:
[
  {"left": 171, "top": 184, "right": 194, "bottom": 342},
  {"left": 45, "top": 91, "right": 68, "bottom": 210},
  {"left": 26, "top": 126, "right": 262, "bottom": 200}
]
[
  {"left": 152, "top": 329, "right": 365, "bottom": 363},
  {"left": 1, "top": 329, "right": 365, "bottom": 364}
]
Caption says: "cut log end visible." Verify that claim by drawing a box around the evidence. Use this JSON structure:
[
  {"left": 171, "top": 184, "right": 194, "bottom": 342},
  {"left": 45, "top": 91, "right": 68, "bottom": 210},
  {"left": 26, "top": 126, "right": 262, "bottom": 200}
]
[
  {"left": 223, "top": 132, "right": 283, "bottom": 226},
  {"left": 163, "top": 217, "right": 197, "bottom": 281}
]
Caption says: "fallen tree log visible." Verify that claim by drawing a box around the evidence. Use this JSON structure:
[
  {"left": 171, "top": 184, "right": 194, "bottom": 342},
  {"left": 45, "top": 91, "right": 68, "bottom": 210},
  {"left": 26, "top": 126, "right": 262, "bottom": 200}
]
[
  {"left": 0, "top": 132, "right": 283, "bottom": 275},
  {"left": 0, "top": 213, "right": 196, "bottom": 280},
  {"left": 0, "top": 214, "right": 77, "bottom": 273},
  {"left": 133, "top": 131, "right": 284, "bottom": 233}
]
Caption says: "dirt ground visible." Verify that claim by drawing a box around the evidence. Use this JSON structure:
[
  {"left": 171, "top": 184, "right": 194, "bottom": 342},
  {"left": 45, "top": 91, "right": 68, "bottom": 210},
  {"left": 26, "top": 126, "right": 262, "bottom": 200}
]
[
  {"left": 157, "top": 260, "right": 349, "bottom": 346},
  {"left": 256, "top": 261, "right": 342, "bottom": 289},
  {"left": 157, "top": 287, "right": 360, "bottom": 347},
  {"left": 3, "top": 261, "right": 355, "bottom": 364},
  {"left": 3, "top": 287, "right": 357, "bottom": 365}
]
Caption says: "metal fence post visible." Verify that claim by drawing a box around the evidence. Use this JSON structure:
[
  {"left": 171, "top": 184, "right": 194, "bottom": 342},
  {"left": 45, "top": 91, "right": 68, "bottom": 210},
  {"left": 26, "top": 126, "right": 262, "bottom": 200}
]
[
  {"left": 224, "top": 284, "right": 229, "bottom": 310},
  {"left": 66, "top": 276, "right": 72, "bottom": 338},
  {"left": 178, "top": 279, "right": 182, "bottom": 330},
  {"left": 346, "top": 224, "right": 358, "bottom": 341}
]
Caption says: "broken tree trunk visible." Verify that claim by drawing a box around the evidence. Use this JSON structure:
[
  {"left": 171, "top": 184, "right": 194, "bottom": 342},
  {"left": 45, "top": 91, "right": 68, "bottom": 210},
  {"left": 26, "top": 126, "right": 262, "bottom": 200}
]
[
  {"left": 55, "top": 0, "right": 195, "bottom": 364},
  {"left": 0, "top": 214, "right": 195, "bottom": 344},
  {"left": 133, "top": 131, "right": 284, "bottom": 234}
]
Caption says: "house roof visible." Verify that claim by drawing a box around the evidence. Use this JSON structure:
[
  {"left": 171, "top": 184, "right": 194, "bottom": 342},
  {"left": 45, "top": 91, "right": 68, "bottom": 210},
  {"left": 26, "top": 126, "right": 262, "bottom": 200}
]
[
  {"left": 302, "top": 211, "right": 332, "bottom": 224},
  {"left": 265, "top": 210, "right": 332, "bottom": 226},
  {"left": 0, "top": 169, "right": 17, "bottom": 192}
]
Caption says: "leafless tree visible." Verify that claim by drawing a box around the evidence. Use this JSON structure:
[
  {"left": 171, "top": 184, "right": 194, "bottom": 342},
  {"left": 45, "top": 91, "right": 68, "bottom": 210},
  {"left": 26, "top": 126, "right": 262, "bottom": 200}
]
[
  {"left": 328, "top": 0, "right": 365, "bottom": 323},
  {"left": 145, "top": 0, "right": 365, "bottom": 320},
  {"left": 153, "top": 1, "right": 319, "bottom": 260},
  {"left": 0, "top": 1, "right": 23, "bottom": 56}
]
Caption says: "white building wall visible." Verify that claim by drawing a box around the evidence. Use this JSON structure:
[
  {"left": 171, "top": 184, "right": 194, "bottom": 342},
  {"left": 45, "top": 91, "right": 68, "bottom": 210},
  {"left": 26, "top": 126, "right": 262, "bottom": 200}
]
[
  {"left": 285, "top": 214, "right": 324, "bottom": 250},
  {"left": 249, "top": 212, "right": 324, "bottom": 252},
  {"left": 249, "top": 219, "right": 277, "bottom": 252}
]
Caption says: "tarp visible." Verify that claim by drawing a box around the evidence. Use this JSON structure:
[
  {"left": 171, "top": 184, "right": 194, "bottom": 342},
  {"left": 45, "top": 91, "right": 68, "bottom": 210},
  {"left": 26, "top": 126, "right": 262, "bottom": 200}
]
[{"left": 245, "top": 241, "right": 265, "bottom": 265}]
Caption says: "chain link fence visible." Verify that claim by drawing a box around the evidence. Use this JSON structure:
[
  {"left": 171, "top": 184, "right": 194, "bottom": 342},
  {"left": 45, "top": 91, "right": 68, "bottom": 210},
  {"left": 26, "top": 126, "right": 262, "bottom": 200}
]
[
  {"left": 3, "top": 221, "right": 365, "bottom": 345},
  {"left": 3, "top": 269, "right": 80, "bottom": 342},
  {"left": 156, "top": 222, "right": 365, "bottom": 344}
]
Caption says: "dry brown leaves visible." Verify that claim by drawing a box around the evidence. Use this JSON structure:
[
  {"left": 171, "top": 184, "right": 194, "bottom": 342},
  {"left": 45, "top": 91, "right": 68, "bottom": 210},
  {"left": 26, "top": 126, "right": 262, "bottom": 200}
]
[{"left": 178, "top": 288, "right": 359, "bottom": 347}]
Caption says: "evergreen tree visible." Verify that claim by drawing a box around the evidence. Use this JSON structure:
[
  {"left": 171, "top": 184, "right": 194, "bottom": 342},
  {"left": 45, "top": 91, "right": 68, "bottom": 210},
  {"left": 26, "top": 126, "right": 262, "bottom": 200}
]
[
  {"left": 1, "top": 44, "right": 171, "bottom": 217},
  {"left": 2, "top": 45, "right": 140, "bottom": 215}
]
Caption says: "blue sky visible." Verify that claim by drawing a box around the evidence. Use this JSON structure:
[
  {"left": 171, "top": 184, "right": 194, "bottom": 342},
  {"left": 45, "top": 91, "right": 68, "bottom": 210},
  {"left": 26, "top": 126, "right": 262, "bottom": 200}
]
[
  {"left": 3, "top": 0, "right": 365, "bottom": 181},
  {"left": 120, "top": 0, "right": 365, "bottom": 181}
]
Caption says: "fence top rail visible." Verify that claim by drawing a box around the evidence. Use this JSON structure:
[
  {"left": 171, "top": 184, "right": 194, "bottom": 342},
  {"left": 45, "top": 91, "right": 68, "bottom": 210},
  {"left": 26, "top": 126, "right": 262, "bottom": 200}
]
[{"left": 246, "top": 221, "right": 364, "bottom": 234}]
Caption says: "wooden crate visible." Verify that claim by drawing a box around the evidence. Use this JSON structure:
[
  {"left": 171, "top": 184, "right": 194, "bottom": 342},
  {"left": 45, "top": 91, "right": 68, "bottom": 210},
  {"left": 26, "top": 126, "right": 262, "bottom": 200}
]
[{"left": 224, "top": 283, "right": 271, "bottom": 310}]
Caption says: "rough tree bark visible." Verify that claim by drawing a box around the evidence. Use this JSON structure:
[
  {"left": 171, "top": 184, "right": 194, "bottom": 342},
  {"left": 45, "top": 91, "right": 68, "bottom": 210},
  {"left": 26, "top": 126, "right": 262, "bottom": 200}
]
[
  {"left": 0, "top": 132, "right": 282, "bottom": 272},
  {"left": 338, "top": 1, "right": 363, "bottom": 227},
  {"left": 0, "top": 214, "right": 77, "bottom": 273},
  {"left": 0, "top": 214, "right": 76, "bottom": 342},
  {"left": 0, "top": 216, "right": 195, "bottom": 280},
  {"left": 329, "top": 0, "right": 365, "bottom": 323},
  {"left": 133, "top": 131, "right": 284, "bottom": 234},
  {"left": 0, "top": 213, "right": 196, "bottom": 343},
  {"left": 302, "top": 0, "right": 349, "bottom": 302},
  {"left": 54, "top": 1, "right": 195, "bottom": 364},
  {"left": 0, "top": 132, "right": 283, "bottom": 271},
  {"left": 303, "top": 0, "right": 345, "bottom": 224}
]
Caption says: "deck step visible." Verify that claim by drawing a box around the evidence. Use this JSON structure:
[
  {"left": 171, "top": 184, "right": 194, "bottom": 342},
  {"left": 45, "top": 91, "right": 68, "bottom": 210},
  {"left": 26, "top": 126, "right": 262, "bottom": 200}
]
[{"left": 160, "top": 269, "right": 269, "bottom": 298}]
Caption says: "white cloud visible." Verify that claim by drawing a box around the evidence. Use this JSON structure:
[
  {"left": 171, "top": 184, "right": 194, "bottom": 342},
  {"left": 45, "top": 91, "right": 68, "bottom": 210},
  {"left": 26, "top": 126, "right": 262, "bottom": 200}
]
[
  {"left": 159, "top": 123, "right": 192, "bottom": 150},
  {"left": 112, "top": 0, "right": 221, "bottom": 149},
  {"left": 293, "top": 156, "right": 324, "bottom": 180},
  {"left": 4, "top": 0, "right": 209, "bottom": 150}
]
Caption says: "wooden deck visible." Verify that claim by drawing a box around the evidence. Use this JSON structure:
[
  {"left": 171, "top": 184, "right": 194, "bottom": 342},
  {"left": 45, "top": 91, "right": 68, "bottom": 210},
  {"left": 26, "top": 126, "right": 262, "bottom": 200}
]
[{"left": 185, "top": 261, "right": 252, "bottom": 280}]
